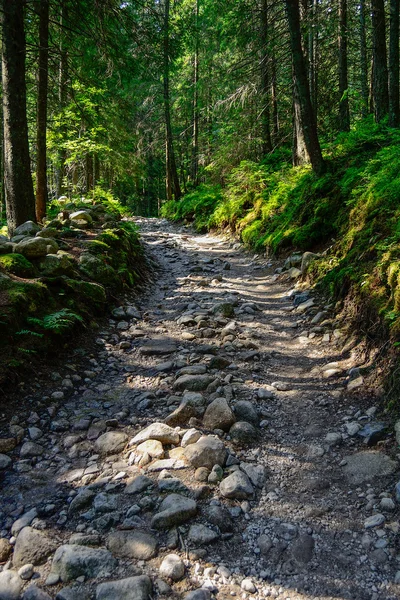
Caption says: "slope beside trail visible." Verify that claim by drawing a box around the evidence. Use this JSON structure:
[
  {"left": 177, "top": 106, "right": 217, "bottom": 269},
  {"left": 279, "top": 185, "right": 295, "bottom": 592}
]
[{"left": 0, "top": 217, "right": 399, "bottom": 600}]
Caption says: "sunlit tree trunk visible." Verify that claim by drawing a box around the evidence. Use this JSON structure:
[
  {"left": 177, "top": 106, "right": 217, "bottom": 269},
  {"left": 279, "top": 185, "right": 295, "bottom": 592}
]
[
  {"left": 35, "top": 0, "right": 49, "bottom": 222},
  {"left": 285, "top": 0, "right": 325, "bottom": 175},
  {"left": 338, "top": 0, "right": 350, "bottom": 131},
  {"left": 371, "top": 0, "right": 389, "bottom": 122},
  {"left": 2, "top": 0, "right": 35, "bottom": 236},
  {"left": 389, "top": 0, "right": 400, "bottom": 126},
  {"left": 56, "top": 0, "right": 68, "bottom": 198},
  {"left": 191, "top": 0, "right": 200, "bottom": 185}
]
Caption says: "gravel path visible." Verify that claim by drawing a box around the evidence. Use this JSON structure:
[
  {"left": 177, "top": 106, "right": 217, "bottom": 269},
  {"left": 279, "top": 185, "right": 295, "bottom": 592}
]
[{"left": 0, "top": 218, "right": 399, "bottom": 600}]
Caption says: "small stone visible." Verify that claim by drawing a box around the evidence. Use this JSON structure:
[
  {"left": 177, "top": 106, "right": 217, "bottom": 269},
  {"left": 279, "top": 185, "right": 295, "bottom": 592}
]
[
  {"left": 151, "top": 494, "right": 197, "bottom": 530},
  {"left": 20, "top": 442, "right": 44, "bottom": 458},
  {"left": 159, "top": 554, "right": 185, "bottom": 581},
  {"left": 184, "top": 436, "right": 227, "bottom": 470},
  {"left": 229, "top": 421, "right": 257, "bottom": 445},
  {"left": 130, "top": 423, "right": 179, "bottom": 446},
  {"left": 22, "top": 585, "right": 52, "bottom": 600},
  {"left": 188, "top": 524, "right": 219, "bottom": 545},
  {"left": 184, "top": 590, "right": 211, "bottom": 600},
  {"left": 380, "top": 497, "right": 395, "bottom": 511},
  {"left": 325, "top": 432, "right": 342, "bottom": 446},
  {"left": 107, "top": 531, "right": 158, "bottom": 560},
  {"left": 11, "top": 509, "right": 38, "bottom": 536},
  {"left": 241, "top": 578, "right": 256, "bottom": 593},
  {"left": 174, "top": 374, "right": 216, "bottom": 392},
  {"left": 96, "top": 575, "right": 152, "bottom": 600},
  {"left": 181, "top": 429, "right": 202, "bottom": 447},
  {"left": 233, "top": 401, "right": 259, "bottom": 426},
  {"left": 124, "top": 475, "right": 154, "bottom": 495},
  {"left": 13, "top": 527, "right": 57, "bottom": 567},
  {"left": 136, "top": 439, "right": 164, "bottom": 459},
  {"left": 18, "top": 564, "right": 34, "bottom": 580},
  {"left": 0, "top": 453, "right": 12, "bottom": 470},
  {"left": 364, "top": 514, "right": 385, "bottom": 529},
  {"left": 220, "top": 471, "right": 254, "bottom": 499},
  {"left": 203, "top": 398, "right": 235, "bottom": 432},
  {"left": 94, "top": 431, "right": 128, "bottom": 456}
]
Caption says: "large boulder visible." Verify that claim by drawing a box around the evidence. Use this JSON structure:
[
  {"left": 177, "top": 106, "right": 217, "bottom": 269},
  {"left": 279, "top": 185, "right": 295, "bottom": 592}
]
[
  {"left": 14, "top": 237, "right": 58, "bottom": 258},
  {"left": 203, "top": 397, "right": 235, "bottom": 431},
  {"left": 184, "top": 436, "right": 227, "bottom": 470},
  {"left": 14, "top": 221, "right": 41, "bottom": 237},
  {"left": 13, "top": 527, "right": 57, "bottom": 567},
  {"left": 49, "top": 545, "right": 117, "bottom": 582}
]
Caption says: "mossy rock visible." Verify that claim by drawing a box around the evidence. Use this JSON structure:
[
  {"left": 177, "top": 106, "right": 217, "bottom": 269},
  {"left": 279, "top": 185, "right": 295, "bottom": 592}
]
[
  {"left": 0, "top": 254, "right": 35, "bottom": 277},
  {"left": 78, "top": 252, "right": 119, "bottom": 286},
  {"left": 84, "top": 239, "right": 111, "bottom": 255},
  {"left": 38, "top": 254, "right": 75, "bottom": 277},
  {"left": 0, "top": 277, "right": 49, "bottom": 344},
  {"left": 63, "top": 278, "right": 107, "bottom": 309}
]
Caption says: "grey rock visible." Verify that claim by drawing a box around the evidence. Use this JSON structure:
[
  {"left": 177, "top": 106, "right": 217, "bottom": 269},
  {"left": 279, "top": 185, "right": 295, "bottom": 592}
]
[
  {"left": 229, "top": 421, "right": 257, "bottom": 445},
  {"left": 184, "top": 590, "right": 211, "bottom": 600},
  {"left": 151, "top": 494, "right": 197, "bottom": 529},
  {"left": 107, "top": 531, "right": 157, "bottom": 560},
  {"left": 204, "top": 505, "right": 234, "bottom": 533},
  {"left": 94, "top": 431, "right": 128, "bottom": 456},
  {"left": 0, "top": 454, "right": 11, "bottom": 470},
  {"left": 14, "top": 221, "right": 41, "bottom": 237},
  {"left": 174, "top": 375, "right": 216, "bottom": 392},
  {"left": 203, "top": 398, "right": 235, "bottom": 432},
  {"left": 395, "top": 480, "right": 400, "bottom": 503},
  {"left": 357, "top": 422, "right": 387, "bottom": 446},
  {"left": 291, "top": 533, "right": 315, "bottom": 564},
  {"left": 220, "top": 471, "right": 254, "bottom": 499},
  {"left": 124, "top": 475, "right": 154, "bottom": 495},
  {"left": 22, "top": 586, "right": 52, "bottom": 600},
  {"left": 93, "top": 493, "right": 118, "bottom": 513},
  {"left": 158, "top": 477, "right": 188, "bottom": 493},
  {"left": 15, "top": 237, "right": 58, "bottom": 258},
  {"left": 301, "top": 252, "right": 319, "bottom": 274},
  {"left": 56, "top": 587, "right": 91, "bottom": 600},
  {"left": 96, "top": 576, "right": 151, "bottom": 600},
  {"left": 257, "top": 535, "right": 272, "bottom": 555},
  {"left": 188, "top": 524, "right": 219, "bottom": 545},
  {"left": 139, "top": 341, "right": 177, "bottom": 356},
  {"left": 159, "top": 554, "right": 185, "bottom": 581},
  {"left": 20, "top": 442, "right": 44, "bottom": 458},
  {"left": 11, "top": 509, "right": 38, "bottom": 536},
  {"left": 240, "top": 462, "right": 266, "bottom": 488},
  {"left": 364, "top": 514, "right": 385, "bottom": 529},
  {"left": 13, "top": 527, "right": 57, "bottom": 567},
  {"left": 181, "top": 429, "right": 202, "bottom": 447},
  {"left": 184, "top": 436, "right": 227, "bottom": 470},
  {"left": 241, "top": 579, "right": 256, "bottom": 594},
  {"left": 343, "top": 451, "right": 397, "bottom": 484},
  {"left": 0, "top": 570, "right": 22, "bottom": 600},
  {"left": 49, "top": 545, "right": 117, "bottom": 582},
  {"left": 147, "top": 458, "right": 188, "bottom": 471},
  {"left": 130, "top": 423, "right": 179, "bottom": 446},
  {"left": 233, "top": 401, "right": 259, "bottom": 426},
  {"left": 69, "top": 489, "right": 95, "bottom": 514},
  {"left": 18, "top": 564, "right": 34, "bottom": 580}
]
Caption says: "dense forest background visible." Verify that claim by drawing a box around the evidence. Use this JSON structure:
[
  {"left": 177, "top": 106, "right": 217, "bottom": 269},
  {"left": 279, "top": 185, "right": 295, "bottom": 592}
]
[{"left": 3, "top": 0, "right": 400, "bottom": 373}]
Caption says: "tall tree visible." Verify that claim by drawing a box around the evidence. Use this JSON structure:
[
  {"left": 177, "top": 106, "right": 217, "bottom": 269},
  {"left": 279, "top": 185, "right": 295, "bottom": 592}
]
[
  {"left": 35, "top": 0, "right": 50, "bottom": 222},
  {"left": 338, "top": 0, "right": 350, "bottom": 131},
  {"left": 389, "top": 0, "right": 400, "bottom": 126},
  {"left": 359, "top": 0, "right": 369, "bottom": 117},
  {"left": 191, "top": 0, "right": 200, "bottom": 185},
  {"left": 2, "top": 0, "right": 36, "bottom": 235},
  {"left": 371, "top": 0, "right": 389, "bottom": 122},
  {"left": 163, "top": 0, "right": 181, "bottom": 201},
  {"left": 285, "top": 0, "right": 325, "bottom": 175},
  {"left": 260, "top": 0, "right": 272, "bottom": 154}
]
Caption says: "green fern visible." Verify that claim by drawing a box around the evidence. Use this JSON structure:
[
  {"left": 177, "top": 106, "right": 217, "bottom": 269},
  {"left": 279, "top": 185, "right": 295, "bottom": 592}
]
[
  {"left": 27, "top": 309, "right": 84, "bottom": 334},
  {"left": 15, "top": 329, "right": 44, "bottom": 338}
]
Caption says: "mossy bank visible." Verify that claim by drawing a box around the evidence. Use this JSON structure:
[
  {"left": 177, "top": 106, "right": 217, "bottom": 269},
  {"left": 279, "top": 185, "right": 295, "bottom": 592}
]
[{"left": 0, "top": 194, "right": 148, "bottom": 386}]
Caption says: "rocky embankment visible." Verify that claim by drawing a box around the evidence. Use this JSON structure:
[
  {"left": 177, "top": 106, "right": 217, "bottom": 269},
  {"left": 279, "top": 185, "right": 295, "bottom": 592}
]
[{"left": 0, "top": 218, "right": 400, "bottom": 600}]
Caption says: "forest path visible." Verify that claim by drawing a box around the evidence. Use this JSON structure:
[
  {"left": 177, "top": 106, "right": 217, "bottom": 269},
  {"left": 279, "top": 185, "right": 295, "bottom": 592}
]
[{"left": 0, "top": 218, "right": 399, "bottom": 600}]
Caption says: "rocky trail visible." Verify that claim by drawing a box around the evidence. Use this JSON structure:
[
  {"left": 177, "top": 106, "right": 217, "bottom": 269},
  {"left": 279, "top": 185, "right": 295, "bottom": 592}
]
[{"left": 0, "top": 218, "right": 400, "bottom": 600}]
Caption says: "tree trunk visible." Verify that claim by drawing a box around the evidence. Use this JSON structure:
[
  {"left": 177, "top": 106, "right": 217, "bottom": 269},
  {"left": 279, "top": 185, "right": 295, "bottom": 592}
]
[
  {"left": 285, "top": 0, "right": 325, "bottom": 175},
  {"left": 308, "top": 0, "right": 318, "bottom": 114},
  {"left": 163, "top": 0, "right": 181, "bottom": 201},
  {"left": 260, "top": 0, "right": 272, "bottom": 155},
  {"left": 359, "top": 0, "right": 369, "bottom": 117},
  {"left": 56, "top": 0, "right": 68, "bottom": 198},
  {"left": 35, "top": 0, "right": 49, "bottom": 223},
  {"left": 371, "top": 0, "right": 389, "bottom": 122},
  {"left": 191, "top": 0, "right": 200, "bottom": 185},
  {"left": 338, "top": 0, "right": 350, "bottom": 131},
  {"left": 389, "top": 0, "right": 400, "bottom": 126},
  {"left": 2, "top": 0, "right": 36, "bottom": 236}
]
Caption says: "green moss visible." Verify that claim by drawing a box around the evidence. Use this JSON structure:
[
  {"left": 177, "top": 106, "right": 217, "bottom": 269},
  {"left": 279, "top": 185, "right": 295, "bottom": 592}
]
[{"left": 0, "top": 254, "right": 35, "bottom": 277}]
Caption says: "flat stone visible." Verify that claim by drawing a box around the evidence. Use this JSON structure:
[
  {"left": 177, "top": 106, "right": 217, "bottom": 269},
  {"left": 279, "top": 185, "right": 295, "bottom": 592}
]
[
  {"left": 174, "top": 375, "right": 216, "bottom": 392},
  {"left": 151, "top": 494, "right": 197, "bottom": 530},
  {"left": 203, "top": 398, "right": 235, "bottom": 432},
  {"left": 49, "top": 545, "right": 117, "bottom": 582},
  {"left": 147, "top": 458, "right": 188, "bottom": 471},
  {"left": 159, "top": 554, "right": 185, "bottom": 581},
  {"left": 188, "top": 524, "right": 219, "bottom": 545},
  {"left": 0, "top": 570, "right": 22, "bottom": 600},
  {"left": 96, "top": 576, "right": 152, "bottom": 600},
  {"left": 220, "top": 471, "right": 254, "bottom": 499},
  {"left": 107, "top": 531, "right": 157, "bottom": 560},
  {"left": 343, "top": 451, "right": 397, "bottom": 484},
  {"left": 184, "top": 436, "right": 227, "bottom": 470},
  {"left": 124, "top": 475, "right": 154, "bottom": 495},
  {"left": 13, "top": 527, "right": 57, "bottom": 567},
  {"left": 364, "top": 514, "right": 385, "bottom": 529},
  {"left": 11, "top": 509, "right": 38, "bottom": 536},
  {"left": 130, "top": 423, "right": 179, "bottom": 446},
  {"left": 139, "top": 341, "right": 177, "bottom": 355},
  {"left": 94, "top": 432, "right": 128, "bottom": 456}
]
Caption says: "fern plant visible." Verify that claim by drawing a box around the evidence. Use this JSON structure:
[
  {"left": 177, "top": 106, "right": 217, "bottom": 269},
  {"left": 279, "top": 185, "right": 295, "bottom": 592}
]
[{"left": 27, "top": 309, "right": 84, "bottom": 334}]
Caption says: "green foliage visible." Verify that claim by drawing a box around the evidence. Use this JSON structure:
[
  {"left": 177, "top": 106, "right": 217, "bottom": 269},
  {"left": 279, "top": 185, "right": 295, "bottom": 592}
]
[
  {"left": 0, "top": 254, "right": 35, "bottom": 278},
  {"left": 27, "top": 309, "right": 84, "bottom": 335},
  {"left": 161, "top": 185, "right": 223, "bottom": 232}
]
